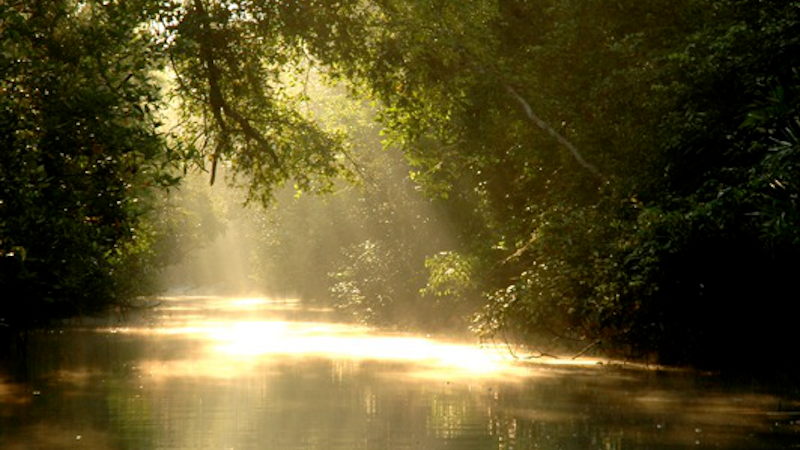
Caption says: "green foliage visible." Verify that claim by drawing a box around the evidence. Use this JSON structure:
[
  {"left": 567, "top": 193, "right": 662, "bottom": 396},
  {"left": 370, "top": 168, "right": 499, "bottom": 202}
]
[
  {"left": 3, "top": 0, "right": 798, "bottom": 373},
  {"left": 602, "top": 80, "right": 800, "bottom": 367},
  {"left": 162, "top": 0, "right": 349, "bottom": 203},
  {"left": 421, "top": 251, "right": 478, "bottom": 299},
  {"left": 314, "top": 0, "right": 800, "bottom": 369},
  {"left": 330, "top": 239, "right": 416, "bottom": 326},
  {"left": 0, "top": 0, "right": 179, "bottom": 327}
]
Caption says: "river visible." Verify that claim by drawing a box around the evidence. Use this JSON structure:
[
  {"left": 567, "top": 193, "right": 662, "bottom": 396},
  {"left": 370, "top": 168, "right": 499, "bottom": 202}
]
[{"left": 1, "top": 295, "right": 798, "bottom": 449}]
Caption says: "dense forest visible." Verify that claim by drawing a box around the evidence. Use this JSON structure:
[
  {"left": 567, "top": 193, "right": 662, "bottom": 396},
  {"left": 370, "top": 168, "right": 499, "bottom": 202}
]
[{"left": 2, "top": 0, "right": 798, "bottom": 372}]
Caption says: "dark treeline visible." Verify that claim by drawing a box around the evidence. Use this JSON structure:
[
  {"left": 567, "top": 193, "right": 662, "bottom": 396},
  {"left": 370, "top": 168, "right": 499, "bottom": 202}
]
[{"left": 2, "top": 0, "right": 798, "bottom": 372}]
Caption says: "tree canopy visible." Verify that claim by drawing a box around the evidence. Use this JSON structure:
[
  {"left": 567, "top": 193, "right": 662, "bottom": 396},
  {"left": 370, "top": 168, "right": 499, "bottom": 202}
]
[{"left": 2, "top": 0, "right": 799, "bottom": 372}]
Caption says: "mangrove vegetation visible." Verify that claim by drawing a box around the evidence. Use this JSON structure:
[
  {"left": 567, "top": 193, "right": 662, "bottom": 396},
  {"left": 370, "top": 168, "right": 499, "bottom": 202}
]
[{"left": 2, "top": 0, "right": 799, "bottom": 372}]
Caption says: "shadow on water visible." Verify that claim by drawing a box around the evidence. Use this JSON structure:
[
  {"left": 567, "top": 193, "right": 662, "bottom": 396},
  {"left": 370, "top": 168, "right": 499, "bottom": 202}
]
[{"left": 2, "top": 295, "right": 799, "bottom": 449}]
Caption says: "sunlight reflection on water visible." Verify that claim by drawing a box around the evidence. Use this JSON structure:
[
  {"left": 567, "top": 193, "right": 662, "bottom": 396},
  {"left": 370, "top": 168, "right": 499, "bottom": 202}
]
[
  {"left": 3, "top": 295, "right": 798, "bottom": 450},
  {"left": 113, "top": 295, "right": 543, "bottom": 380},
  {"left": 209, "top": 321, "right": 517, "bottom": 375}
]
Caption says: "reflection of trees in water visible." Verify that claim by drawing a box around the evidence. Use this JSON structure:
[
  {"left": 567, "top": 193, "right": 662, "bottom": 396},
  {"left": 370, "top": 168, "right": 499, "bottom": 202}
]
[{"left": 2, "top": 298, "right": 798, "bottom": 450}]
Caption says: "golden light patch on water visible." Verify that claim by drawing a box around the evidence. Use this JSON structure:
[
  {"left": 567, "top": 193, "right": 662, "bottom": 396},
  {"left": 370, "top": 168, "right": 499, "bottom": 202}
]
[
  {"left": 155, "top": 296, "right": 334, "bottom": 315},
  {"left": 207, "top": 320, "right": 519, "bottom": 377},
  {"left": 139, "top": 357, "right": 271, "bottom": 380},
  {"left": 227, "top": 297, "right": 290, "bottom": 308},
  {"left": 0, "top": 378, "right": 33, "bottom": 406},
  {"left": 108, "top": 319, "right": 528, "bottom": 379},
  {"left": 108, "top": 296, "right": 603, "bottom": 380}
]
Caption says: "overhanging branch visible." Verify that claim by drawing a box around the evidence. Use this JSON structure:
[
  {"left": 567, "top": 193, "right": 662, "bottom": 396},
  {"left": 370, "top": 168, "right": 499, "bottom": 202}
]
[
  {"left": 192, "top": 0, "right": 281, "bottom": 185},
  {"left": 506, "top": 85, "right": 602, "bottom": 179}
]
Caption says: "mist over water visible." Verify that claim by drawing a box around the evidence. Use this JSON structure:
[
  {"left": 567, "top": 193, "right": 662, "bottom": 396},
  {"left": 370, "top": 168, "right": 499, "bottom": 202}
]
[
  {"left": 3, "top": 3, "right": 799, "bottom": 449},
  {"left": 4, "top": 64, "right": 793, "bottom": 450},
  {"left": 2, "top": 295, "right": 798, "bottom": 450}
]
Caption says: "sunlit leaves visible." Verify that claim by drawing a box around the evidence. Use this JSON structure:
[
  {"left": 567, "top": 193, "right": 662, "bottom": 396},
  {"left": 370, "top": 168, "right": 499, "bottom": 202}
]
[
  {"left": 421, "top": 251, "right": 478, "bottom": 300},
  {"left": 163, "top": 0, "right": 350, "bottom": 203}
]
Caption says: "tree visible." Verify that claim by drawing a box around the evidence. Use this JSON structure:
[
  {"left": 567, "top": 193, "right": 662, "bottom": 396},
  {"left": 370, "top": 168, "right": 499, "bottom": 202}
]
[{"left": 0, "top": 0, "right": 179, "bottom": 327}]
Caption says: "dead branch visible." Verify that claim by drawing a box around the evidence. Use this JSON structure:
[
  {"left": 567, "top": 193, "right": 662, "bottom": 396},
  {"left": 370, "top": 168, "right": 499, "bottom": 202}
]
[
  {"left": 506, "top": 85, "right": 602, "bottom": 179},
  {"left": 572, "top": 338, "right": 602, "bottom": 360}
]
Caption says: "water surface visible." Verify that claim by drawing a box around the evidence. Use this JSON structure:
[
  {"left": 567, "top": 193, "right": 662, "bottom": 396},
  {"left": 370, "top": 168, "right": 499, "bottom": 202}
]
[{"left": 1, "top": 296, "right": 798, "bottom": 449}]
